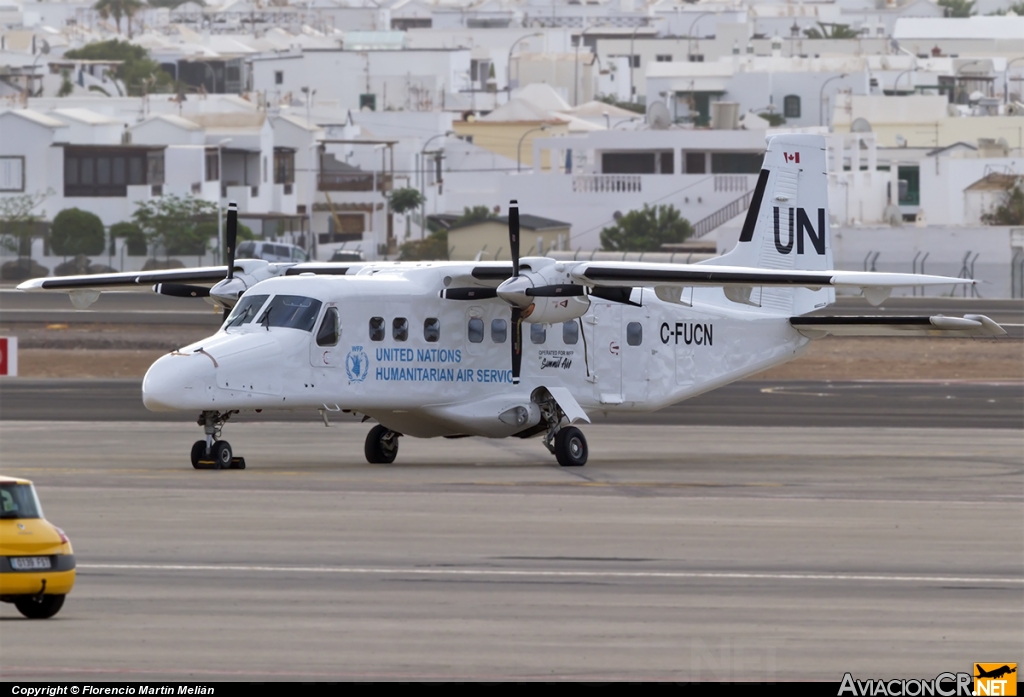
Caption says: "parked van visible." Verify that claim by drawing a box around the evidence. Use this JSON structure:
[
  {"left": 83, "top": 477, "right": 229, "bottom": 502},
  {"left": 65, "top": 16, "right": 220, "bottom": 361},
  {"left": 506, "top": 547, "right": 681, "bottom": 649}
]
[{"left": 237, "top": 241, "right": 309, "bottom": 263}]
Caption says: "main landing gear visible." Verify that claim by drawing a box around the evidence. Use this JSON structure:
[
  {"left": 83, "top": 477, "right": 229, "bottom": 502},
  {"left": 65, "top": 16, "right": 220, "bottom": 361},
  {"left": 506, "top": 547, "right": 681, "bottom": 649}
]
[
  {"left": 537, "top": 393, "right": 588, "bottom": 467},
  {"left": 364, "top": 424, "right": 401, "bottom": 464},
  {"left": 191, "top": 410, "right": 245, "bottom": 470}
]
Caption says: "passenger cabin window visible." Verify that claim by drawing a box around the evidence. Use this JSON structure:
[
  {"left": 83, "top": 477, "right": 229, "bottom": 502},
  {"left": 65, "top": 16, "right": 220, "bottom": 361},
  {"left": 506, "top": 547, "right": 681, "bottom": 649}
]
[
  {"left": 627, "top": 322, "right": 643, "bottom": 346},
  {"left": 467, "top": 318, "right": 484, "bottom": 343},
  {"left": 530, "top": 323, "right": 546, "bottom": 344},
  {"left": 369, "top": 317, "right": 385, "bottom": 341},
  {"left": 424, "top": 317, "right": 440, "bottom": 342},
  {"left": 562, "top": 321, "right": 579, "bottom": 345},
  {"left": 224, "top": 294, "right": 269, "bottom": 328},
  {"left": 256, "top": 295, "right": 322, "bottom": 332},
  {"left": 393, "top": 317, "right": 408, "bottom": 342},
  {"left": 491, "top": 319, "right": 507, "bottom": 343},
  {"left": 316, "top": 307, "right": 339, "bottom": 346}
]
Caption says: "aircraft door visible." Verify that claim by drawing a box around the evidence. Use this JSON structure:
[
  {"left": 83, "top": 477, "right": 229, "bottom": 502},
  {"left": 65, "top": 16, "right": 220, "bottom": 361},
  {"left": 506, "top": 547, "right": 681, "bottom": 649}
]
[
  {"left": 310, "top": 305, "right": 341, "bottom": 368},
  {"left": 592, "top": 303, "right": 623, "bottom": 404},
  {"left": 621, "top": 314, "right": 649, "bottom": 405}
]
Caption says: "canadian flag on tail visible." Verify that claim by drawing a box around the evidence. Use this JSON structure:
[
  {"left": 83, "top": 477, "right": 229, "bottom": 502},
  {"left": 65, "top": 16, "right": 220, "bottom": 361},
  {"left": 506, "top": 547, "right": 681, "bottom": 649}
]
[{"left": 784, "top": 151, "right": 800, "bottom": 164}]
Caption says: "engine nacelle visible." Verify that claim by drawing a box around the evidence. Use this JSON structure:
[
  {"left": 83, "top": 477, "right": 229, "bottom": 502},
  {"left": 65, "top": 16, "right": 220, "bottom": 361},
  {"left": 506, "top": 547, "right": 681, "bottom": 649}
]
[{"left": 522, "top": 295, "right": 591, "bottom": 324}]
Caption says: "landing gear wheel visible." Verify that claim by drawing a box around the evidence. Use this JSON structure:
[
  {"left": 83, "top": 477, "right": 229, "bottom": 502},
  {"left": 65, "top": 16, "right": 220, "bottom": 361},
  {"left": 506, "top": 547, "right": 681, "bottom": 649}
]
[
  {"left": 364, "top": 424, "right": 399, "bottom": 464},
  {"left": 14, "top": 594, "right": 65, "bottom": 619},
  {"left": 212, "top": 440, "right": 233, "bottom": 470},
  {"left": 554, "top": 427, "right": 588, "bottom": 467},
  {"left": 190, "top": 440, "right": 207, "bottom": 469}
]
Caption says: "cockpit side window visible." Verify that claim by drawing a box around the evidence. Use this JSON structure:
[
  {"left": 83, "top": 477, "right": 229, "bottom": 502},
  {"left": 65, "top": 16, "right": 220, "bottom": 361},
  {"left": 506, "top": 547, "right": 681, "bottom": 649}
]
[
  {"left": 256, "top": 295, "right": 322, "bottom": 332},
  {"left": 224, "top": 294, "right": 269, "bottom": 329},
  {"left": 316, "top": 307, "right": 340, "bottom": 346}
]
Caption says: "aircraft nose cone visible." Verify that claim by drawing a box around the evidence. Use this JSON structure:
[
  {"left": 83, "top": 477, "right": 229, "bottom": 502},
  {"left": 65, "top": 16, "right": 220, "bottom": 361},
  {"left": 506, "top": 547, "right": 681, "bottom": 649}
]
[{"left": 142, "top": 351, "right": 215, "bottom": 412}]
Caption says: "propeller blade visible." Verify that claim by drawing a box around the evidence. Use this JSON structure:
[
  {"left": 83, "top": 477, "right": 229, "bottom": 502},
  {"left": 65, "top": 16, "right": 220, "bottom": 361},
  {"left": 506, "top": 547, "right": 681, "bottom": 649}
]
[
  {"left": 154, "top": 283, "right": 211, "bottom": 298},
  {"left": 508, "top": 200, "right": 520, "bottom": 279},
  {"left": 526, "top": 284, "right": 586, "bottom": 298},
  {"left": 589, "top": 286, "right": 641, "bottom": 306},
  {"left": 225, "top": 202, "right": 238, "bottom": 281},
  {"left": 511, "top": 305, "right": 522, "bottom": 385},
  {"left": 439, "top": 287, "right": 499, "bottom": 301}
]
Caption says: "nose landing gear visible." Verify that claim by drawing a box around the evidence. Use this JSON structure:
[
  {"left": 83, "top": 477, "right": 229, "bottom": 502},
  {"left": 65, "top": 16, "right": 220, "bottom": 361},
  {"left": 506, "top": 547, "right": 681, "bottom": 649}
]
[
  {"left": 365, "top": 424, "right": 401, "bottom": 464},
  {"left": 191, "top": 410, "right": 245, "bottom": 469}
]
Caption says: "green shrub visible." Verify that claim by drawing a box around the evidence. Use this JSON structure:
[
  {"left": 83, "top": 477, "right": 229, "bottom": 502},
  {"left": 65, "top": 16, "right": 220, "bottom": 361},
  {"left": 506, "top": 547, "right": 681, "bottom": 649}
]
[
  {"left": 110, "top": 221, "right": 147, "bottom": 256},
  {"left": 50, "top": 208, "right": 105, "bottom": 256}
]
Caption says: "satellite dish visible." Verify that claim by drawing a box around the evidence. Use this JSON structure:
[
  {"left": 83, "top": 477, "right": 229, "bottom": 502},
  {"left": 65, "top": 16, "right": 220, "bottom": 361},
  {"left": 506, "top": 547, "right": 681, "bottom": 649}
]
[
  {"left": 851, "top": 117, "right": 873, "bottom": 133},
  {"left": 646, "top": 101, "right": 671, "bottom": 130}
]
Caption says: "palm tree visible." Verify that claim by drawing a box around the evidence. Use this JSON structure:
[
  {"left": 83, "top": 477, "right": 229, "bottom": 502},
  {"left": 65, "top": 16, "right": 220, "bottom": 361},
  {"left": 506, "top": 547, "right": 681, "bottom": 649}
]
[{"left": 93, "top": 0, "right": 143, "bottom": 37}]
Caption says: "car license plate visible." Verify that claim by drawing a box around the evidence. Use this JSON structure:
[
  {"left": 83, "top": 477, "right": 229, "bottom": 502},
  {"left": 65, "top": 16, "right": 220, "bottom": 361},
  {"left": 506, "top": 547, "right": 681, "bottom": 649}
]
[{"left": 10, "top": 557, "right": 51, "bottom": 570}]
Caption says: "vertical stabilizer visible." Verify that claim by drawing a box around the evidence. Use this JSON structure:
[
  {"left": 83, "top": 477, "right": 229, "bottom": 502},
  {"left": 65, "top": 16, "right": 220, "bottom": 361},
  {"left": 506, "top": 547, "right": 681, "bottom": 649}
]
[{"left": 706, "top": 133, "right": 835, "bottom": 315}]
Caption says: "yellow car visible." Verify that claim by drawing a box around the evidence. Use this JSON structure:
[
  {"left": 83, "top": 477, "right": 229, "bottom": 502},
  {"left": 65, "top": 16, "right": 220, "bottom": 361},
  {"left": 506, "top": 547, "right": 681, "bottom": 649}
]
[{"left": 0, "top": 476, "right": 75, "bottom": 619}]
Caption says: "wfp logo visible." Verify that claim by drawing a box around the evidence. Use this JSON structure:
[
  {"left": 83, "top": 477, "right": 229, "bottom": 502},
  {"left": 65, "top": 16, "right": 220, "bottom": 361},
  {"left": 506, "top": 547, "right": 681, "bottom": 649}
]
[
  {"left": 346, "top": 345, "right": 369, "bottom": 383},
  {"left": 974, "top": 664, "right": 1017, "bottom": 696}
]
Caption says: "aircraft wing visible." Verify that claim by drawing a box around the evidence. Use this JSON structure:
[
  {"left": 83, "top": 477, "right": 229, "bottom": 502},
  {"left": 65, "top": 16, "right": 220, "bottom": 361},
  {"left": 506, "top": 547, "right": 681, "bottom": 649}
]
[
  {"left": 15, "top": 266, "right": 229, "bottom": 292},
  {"left": 791, "top": 315, "right": 1006, "bottom": 338},
  {"left": 570, "top": 262, "right": 973, "bottom": 291}
]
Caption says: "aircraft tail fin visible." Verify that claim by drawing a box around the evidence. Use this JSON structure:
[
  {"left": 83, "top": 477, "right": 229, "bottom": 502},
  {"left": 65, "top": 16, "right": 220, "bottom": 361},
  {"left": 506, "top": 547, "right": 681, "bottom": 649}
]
[{"left": 704, "top": 133, "right": 835, "bottom": 316}]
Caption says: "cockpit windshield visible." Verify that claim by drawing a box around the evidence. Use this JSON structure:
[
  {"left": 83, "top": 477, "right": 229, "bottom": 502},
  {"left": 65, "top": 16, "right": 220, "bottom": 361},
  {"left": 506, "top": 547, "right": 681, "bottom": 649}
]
[
  {"left": 256, "top": 295, "right": 322, "bottom": 332},
  {"left": 224, "top": 294, "right": 269, "bottom": 329}
]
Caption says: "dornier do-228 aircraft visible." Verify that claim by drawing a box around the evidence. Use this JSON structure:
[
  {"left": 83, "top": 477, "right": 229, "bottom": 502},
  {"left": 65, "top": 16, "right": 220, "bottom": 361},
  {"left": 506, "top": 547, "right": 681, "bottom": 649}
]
[{"left": 18, "top": 134, "right": 1006, "bottom": 469}]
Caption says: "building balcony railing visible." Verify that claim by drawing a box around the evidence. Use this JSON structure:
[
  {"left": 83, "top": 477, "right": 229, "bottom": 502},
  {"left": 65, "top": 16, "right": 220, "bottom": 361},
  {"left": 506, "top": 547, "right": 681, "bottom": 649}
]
[
  {"left": 318, "top": 172, "right": 393, "bottom": 192},
  {"left": 571, "top": 174, "right": 642, "bottom": 194},
  {"left": 713, "top": 175, "right": 750, "bottom": 193}
]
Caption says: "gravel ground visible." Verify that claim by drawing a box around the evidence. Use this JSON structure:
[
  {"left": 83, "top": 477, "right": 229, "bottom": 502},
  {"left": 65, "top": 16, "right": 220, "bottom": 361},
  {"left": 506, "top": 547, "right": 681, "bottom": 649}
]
[{"left": 3, "top": 322, "right": 1020, "bottom": 381}]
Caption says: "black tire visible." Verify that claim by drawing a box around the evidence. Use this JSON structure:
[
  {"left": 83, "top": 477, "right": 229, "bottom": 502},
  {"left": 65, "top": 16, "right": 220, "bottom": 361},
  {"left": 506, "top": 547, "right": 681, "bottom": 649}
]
[
  {"left": 212, "top": 440, "right": 232, "bottom": 470},
  {"left": 364, "top": 424, "right": 398, "bottom": 464},
  {"left": 555, "top": 427, "right": 588, "bottom": 467},
  {"left": 15, "top": 594, "right": 65, "bottom": 619},
  {"left": 191, "top": 440, "right": 207, "bottom": 469}
]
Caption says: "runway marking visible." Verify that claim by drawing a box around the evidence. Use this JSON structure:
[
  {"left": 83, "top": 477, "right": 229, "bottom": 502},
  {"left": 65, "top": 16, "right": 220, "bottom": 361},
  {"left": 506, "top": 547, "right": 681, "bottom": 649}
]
[{"left": 79, "top": 563, "right": 1023, "bottom": 585}]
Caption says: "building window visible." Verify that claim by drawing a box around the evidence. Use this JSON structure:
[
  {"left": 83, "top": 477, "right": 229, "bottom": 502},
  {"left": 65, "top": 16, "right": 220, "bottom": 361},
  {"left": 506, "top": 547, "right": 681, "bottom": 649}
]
[
  {"left": 530, "top": 323, "right": 546, "bottom": 344},
  {"left": 64, "top": 147, "right": 155, "bottom": 197},
  {"left": 783, "top": 95, "right": 801, "bottom": 118},
  {"left": 274, "top": 149, "right": 295, "bottom": 185},
  {"left": 491, "top": 318, "right": 507, "bottom": 343},
  {"left": 711, "top": 152, "right": 764, "bottom": 174},
  {"left": 0, "top": 156, "right": 25, "bottom": 192},
  {"left": 392, "top": 317, "right": 408, "bottom": 342},
  {"left": 468, "top": 318, "right": 484, "bottom": 343},
  {"left": 274, "top": 71, "right": 283, "bottom": 85},
  {"left": 627, "top": 322, "right": 643, "bottom": 346},
  {"left": 562, "top": 321, "right": 578, "bottom": 345},
  {"left": 655, "top": 54, "right": 673, "bottom": 62},
  {"left": 205, "top": 150, "right": 219, "bottom": 182},
  {"left": 423, "top": 317, "right": 440, "bottom": 343},
  {"left": 685, "top": 152, "right": 706, "bottom": 174},
  {"left": 369, "top": 316, "right": 385, "bottom": 341}
]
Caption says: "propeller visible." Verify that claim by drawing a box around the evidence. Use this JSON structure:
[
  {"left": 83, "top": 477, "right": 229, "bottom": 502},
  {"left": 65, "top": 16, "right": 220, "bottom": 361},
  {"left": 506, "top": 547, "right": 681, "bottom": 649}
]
[
  {"left": 225, "top": 201, "right": 238, "bottom": 281},
  {"left": 505, "top": 201, "right": 524, "bottom": 384},
  {"left": 154, "top": 283, "right": 210, "bottom": 298},
  {"left": 439, "top": 287, "right": 498, "bottom": 300}
]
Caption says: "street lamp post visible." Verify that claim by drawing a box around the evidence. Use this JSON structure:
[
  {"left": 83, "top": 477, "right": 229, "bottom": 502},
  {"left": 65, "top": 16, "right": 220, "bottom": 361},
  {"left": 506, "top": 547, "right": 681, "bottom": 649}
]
[
  {"left": 507, "top": 32, "right": 543, "bottom": 100},
  {"left": 517, "top": 124, "right": 549, "bottom": 172},
  {"left": 419, "top": 131, "right": 453, "bottom": 239},
  {"left": 686, "top": 12, "right": 716, "bottom": 63},
  {"left": 628, "top": 25, "right": 642, "bottom": 103},
  {"left": 216, "top": 137, "right": 232, "bottom": 263},
  {"left": 894, "top": 68, "right": 916, "bottom": 94},
  {"left": 819, "top": 73, "right": 848, "bottom": 127}
]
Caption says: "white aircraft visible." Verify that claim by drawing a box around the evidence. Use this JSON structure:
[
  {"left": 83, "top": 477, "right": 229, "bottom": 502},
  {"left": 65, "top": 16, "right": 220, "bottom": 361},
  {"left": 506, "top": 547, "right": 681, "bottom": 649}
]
[{"left": 17, "top": 134, "right": 1005, "bottom": 469}]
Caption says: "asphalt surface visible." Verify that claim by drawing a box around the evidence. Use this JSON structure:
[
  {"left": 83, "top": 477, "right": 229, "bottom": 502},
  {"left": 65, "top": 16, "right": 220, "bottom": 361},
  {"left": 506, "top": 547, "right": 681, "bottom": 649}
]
[
  {"left": 0, "top": 422, "right": 1019, "bottom": 680},
  {"left": 2, "top": 378, "right": 1020, "bottom": 429}
]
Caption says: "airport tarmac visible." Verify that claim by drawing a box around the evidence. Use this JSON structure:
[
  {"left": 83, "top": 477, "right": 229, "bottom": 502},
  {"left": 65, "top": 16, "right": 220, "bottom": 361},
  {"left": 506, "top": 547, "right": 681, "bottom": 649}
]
[{"left": 0, "top": 422, "right": 1020, "bottom": 681}]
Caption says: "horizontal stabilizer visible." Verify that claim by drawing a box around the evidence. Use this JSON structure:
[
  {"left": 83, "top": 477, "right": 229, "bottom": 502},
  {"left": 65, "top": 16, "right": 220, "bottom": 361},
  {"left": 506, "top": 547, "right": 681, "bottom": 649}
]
[{"left": 791, "top": 314, "right": 1006, "bottom": 338}]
